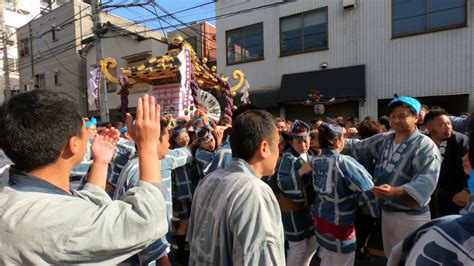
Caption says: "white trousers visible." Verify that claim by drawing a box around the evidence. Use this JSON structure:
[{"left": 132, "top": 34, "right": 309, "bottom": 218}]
[
  {"left": 286, "top": 235, "right": 318, "bottom": 266},
  {"left": 381, "top": 210, "right": 431, "bottom": 257},
  {"left": 319, "top": 247, "right": 355, "bottom": 266}
]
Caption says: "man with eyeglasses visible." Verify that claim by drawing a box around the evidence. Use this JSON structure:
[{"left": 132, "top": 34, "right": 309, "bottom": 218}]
[{"left": 343, "top": 96, "right": 441, "bottom": 258}]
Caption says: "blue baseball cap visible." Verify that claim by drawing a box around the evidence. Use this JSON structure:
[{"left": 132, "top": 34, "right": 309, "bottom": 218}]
[{"left": 388, "top": 96, "right": 421, "bottom": 114}]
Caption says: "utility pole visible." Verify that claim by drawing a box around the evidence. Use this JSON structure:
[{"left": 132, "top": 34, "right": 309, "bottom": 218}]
[
  {"left": 91, "top": 0, "right": 109, "bottom": 122},
  {"left": 0, "top": 2, "right": 11, "bottom": 101},
  {"left": 28, "top": 22, "right": 34, "bottom": 90}
]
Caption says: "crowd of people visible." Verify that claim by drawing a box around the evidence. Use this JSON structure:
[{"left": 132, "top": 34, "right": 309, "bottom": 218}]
[{"left": 0, "top": 89, "right": 473, "bottom": 266}]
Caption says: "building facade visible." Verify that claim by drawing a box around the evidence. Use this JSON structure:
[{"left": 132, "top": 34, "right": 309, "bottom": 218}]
[
  {"left": 168, "top": 21, "right": 217, "bottom": 65},
  {"left": 0, "top": 0, "right": 47, "bottom": 103},
  {"left": 16, "top": 0, "right": 165, "bottom": 116},
  {"left": 216, "top": 0, "right": 473, "bottom": 120}
]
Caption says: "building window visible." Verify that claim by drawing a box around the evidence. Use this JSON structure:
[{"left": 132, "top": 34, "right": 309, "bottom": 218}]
[
  {"left": 392, "top": 0, "right": 467, "bottom": 38},
  {"left": 54, "top": 72, "right": 60, "bottom": 86},
  {"left": 280, "top": 7, "right": 328, "bottom": 56},
  {"left": 19, "top": 39, "right": 30, "bottom": 57},
  {"left": 52, "top": 27, "right": 58, "bottom": 41},
  {"left": 226, "top": 23, "right": 264, "bottom": 65},
  {"left": 7, "top": 58, "right": 17, "bottom": 73},
  {"left": 35, "top": 74, "right": 45, "bottom": 89}
]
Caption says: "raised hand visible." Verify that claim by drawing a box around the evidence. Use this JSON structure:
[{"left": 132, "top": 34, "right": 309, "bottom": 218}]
[
  {"left": 88, "top": 127, "right": 120, "bottom": 190},
  {"left": 125, "top": 94, "right": 161, "bottom": 150},
  {"left": 125, "top": 94, "right": 162, "bottom": 184},
  {"left": 214, "top": 126, "right": 224, "bottom": 148},
  {"left": 299, "top": 161, "right": 313, "bottom": 176},
  {"left": 91, "top": 128, "right": 120, "bottom": 164}
]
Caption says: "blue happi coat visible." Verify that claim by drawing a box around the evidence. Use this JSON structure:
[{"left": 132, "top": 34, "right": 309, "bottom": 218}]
[
  {"left": 107, "top": 138, "right": 136, "bottom": 187},
  {"left": 208, "top": 136, "right": 232, "bottom": 174},
  {"left": 388, "top": 212, "right": 474, "bottom": 266},
  {"left": 195, "top": 148, "right": 214, "bottom": 179},
  {"left": 276, "top": 147, "right": 315, "bottom": 242},
  {"left": 344, "top": 130, "right": 441, "bottom": 214},
  {"left": 312, "top": 149, "right": 379, "bottom": 253},
  {"left": 113, "top": 147, "right": 193, "bottom": 263}
]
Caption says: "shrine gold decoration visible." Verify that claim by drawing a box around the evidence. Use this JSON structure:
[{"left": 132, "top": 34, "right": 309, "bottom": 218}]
[{"left": 100, "top": 37, "right": 247, "bottom": 95}]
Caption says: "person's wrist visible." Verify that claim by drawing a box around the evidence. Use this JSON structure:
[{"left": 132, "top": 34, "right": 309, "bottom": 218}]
[
  {"left": 394, "top": 187, "right": 405, "bottom": 197},
  {"left": 92, "top": 159, "right": 110, "bottom": 166},
  {"left": 138, "top": 145, "right": 158, "bottom": 156}
]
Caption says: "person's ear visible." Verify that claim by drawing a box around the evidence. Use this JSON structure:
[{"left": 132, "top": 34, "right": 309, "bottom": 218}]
[
  {"left": 65, "top": 135, "right": 83, "bottom": 156},
  {"left": 256, "top": 140, "right": 270, "bottom": 159}
]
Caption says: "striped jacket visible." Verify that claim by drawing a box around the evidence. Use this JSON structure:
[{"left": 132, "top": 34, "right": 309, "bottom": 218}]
[
  {"left": 276, "top": 147, "right": 315, "bottom": 242},
  {"left": 312, "top": 149, "right": 379, "bottom": 253},
  {"left": 107, "top": 138, "right": 136, "bottom": 187},
  {"left": 388, "top": 212, "right": 474, "bottom": 265},
  {"left": 344, "top": 130, "right": 441, "bottom": 214},
  {"left": 113, "top": 147, "right": 193, "bottom": 263}
]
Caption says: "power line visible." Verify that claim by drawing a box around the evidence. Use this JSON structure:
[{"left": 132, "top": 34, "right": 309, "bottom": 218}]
[
  {"left": 110, "top": 1, "right": 215, "bottom": 30},
  {"left": 41, "top": 37, "right": 85, "bottom": 79},
  {"left": 105, "top": 1, "right": 290, "bottom": 39},
  {"left": 153, "top": 1, "right": 216, "bottom": 44}
]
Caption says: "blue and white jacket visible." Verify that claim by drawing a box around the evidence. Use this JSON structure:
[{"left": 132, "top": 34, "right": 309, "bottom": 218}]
[
  {"left": 312, "top": 149, "right": 379, "bottom": 253},
  {"left": 344, "top": 130, "right": 441, "bottom": 215},
  {"left": 113, "top": 147, "right": 193, "bottom": 263},
  {"left": 276, "top": 147, "right": 315, "bottom": 242}
]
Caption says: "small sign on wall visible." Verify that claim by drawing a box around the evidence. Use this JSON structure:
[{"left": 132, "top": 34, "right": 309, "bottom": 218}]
[{"left": 314, "top": 104, "right": 325, "bottom": 115}]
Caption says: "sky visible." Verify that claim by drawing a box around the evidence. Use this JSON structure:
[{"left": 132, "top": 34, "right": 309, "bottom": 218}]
[{"left": 110, "top": 0, "right": 216, "bottom": 33}]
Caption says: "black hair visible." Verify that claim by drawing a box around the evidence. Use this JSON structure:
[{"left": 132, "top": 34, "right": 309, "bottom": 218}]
[
  {"left": 196, "top": 127, "right": 211, "bottom": 139},
  {"left": 357, "top": 120, "right": 382, "bottom": 139},
  {"left": 160, "top": 119, "right": 169, "bottom": 139},
  {"left": 231, "top": 110, "right": 276, "bottom": 161},
  {"left": 0, "top": 90, "right": 83, "bottom": 172},
  {"left": 468, "top": 114, "right": 474, "bottom": 166},
  {"left": 423, "top": 109, "right": 449, "bottom": 124},
  {"left": 388, "top": 102, "right": 417, "bottom": 116},
  {"left": 280, "top": 131, "right": 291, "bottom": 151},
  {"left": 378, "top": 116, "right": 390, "bottom": 130},
  {"left": 232, "top": 103, "right": 264, "bottom": 121},
  {"left": 318, "top": 124, "right": 343, "bottom": 150}
]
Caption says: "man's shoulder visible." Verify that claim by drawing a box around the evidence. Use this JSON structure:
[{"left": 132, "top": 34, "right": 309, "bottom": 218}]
[
  {"left": 451, "top": 131, "right": 469, "bottom": 144},
  {"left": 201, "top": 170, "right": 272, "bottom": 194}
]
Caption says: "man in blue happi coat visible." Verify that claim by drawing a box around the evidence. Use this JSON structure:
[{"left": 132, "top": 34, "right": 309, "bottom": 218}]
[
  {"left": 388, "top": 133, "right": 474, "bottom": 266},
  {"left": 343, "top": 96, "right": 441, "bottom": 257}
]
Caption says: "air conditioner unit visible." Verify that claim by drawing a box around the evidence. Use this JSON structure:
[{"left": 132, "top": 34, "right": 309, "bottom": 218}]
[{"left": 343, "top": 0, "right": 356, "bottom": 10}]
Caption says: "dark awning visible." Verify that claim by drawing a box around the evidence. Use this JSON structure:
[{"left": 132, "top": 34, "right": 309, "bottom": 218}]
[
  {"left": 248, "top": 89, "right": 280, "bottom": 108},
  {"left": 279, "top": 65, "right": 366, "bottom": 103}
]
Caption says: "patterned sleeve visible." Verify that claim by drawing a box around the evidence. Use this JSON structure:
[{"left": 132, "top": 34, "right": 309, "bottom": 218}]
[
  {"left": 340, "top": 156, "right": 379, "bottom": 218},
  {"left": 208, "top": 147, "right": 232, "bottom": 174},
  {"left": 387, "top": 215, "right": 461, "bottom": 266},
  {"left": 164, "top": 147, "right": 193, "bottom": 170},
  {"left": 195, "top": 148, "right": 215, "bottom": 178},
  {"left": 402, "top": 140, "right": 441, "bottom": 208},
  {"left": 276, "top": 153, "right": 304, "bottom": 201},
  {"left": 343, "top": 133, "right": 386, "bottom": 167},
  {"left": 449, "top": 115, "right": 470, "bottom": 135}
]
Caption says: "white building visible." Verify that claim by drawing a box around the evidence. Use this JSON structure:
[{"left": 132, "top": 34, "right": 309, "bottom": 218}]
[
  {"left": 216, "top": 0, "right": 473, "bottom": 120},
  {"left": 0, "top": 0, "right": 45, "bottom": 102}
]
